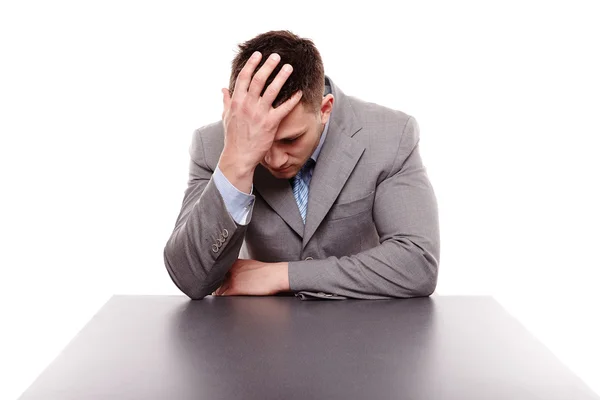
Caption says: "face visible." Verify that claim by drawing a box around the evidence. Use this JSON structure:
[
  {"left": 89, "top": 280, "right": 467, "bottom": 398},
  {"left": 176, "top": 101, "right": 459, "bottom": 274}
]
[{"left": 261, "top": 94, "right": 334, "bottom": 179}]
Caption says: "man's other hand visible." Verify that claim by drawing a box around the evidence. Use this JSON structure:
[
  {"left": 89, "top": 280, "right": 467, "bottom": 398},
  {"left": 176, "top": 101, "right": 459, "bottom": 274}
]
[{"left": 212, "top": 259, "right": 290, "bottom": 296}]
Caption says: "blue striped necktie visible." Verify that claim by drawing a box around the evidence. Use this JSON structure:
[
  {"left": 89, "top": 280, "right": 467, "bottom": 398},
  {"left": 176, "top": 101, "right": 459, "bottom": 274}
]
[{"left": 291, "top": 159, "right": 315, "bottom": 223}]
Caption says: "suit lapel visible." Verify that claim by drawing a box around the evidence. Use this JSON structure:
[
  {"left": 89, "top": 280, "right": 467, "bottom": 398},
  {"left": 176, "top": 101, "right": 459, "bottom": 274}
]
[
  {"left": 252, "top": 76, "right": 364, "bottom": 245},
  {"left": 302, "top": 78, "right": 365, "bottom": 249},
  {"left": 253, "top": 164, "right": 305, "bottom": 238}
]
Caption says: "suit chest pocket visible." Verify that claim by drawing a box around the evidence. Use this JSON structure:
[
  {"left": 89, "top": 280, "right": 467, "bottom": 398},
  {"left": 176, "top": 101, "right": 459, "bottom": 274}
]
[{"left": 327, "top": 190, "right": 375, "bottom": 221}]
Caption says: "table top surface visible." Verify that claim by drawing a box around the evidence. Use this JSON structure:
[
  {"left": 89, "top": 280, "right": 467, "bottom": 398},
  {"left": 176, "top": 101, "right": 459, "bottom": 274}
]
[{"left": 18, "top": 295, "right": 598, "bottom": 400}]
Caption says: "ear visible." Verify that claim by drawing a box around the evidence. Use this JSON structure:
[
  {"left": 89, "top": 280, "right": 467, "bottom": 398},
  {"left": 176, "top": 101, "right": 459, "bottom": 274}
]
[{"left": 319, "top": 94, "right": 334, "bottom": 126}]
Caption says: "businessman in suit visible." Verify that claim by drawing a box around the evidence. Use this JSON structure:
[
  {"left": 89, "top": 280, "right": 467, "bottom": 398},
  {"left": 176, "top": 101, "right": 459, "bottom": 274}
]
[{"left": 164, "top": 30, "right": 440, "bottom": 300}]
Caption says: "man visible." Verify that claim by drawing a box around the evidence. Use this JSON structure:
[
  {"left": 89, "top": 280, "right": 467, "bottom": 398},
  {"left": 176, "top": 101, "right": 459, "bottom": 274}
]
[{"left": 164, "top": 30, "right": 440, "bottom": 300}]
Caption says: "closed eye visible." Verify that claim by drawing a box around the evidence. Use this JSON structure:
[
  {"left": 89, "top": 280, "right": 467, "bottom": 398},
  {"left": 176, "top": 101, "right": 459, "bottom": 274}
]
[{"left": 281, "top": 132, "right": 305, "bottom": 144}]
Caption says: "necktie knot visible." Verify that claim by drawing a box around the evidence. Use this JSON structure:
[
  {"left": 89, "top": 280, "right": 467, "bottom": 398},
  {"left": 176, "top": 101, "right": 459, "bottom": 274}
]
[{"left": 294, "top": 158, "right": 314, "bottom": 183}]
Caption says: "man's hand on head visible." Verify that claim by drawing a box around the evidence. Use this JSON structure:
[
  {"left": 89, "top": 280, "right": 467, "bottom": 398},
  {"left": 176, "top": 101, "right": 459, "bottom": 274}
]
[
  {"left": 212, "top": 259, "right": 290, "bottom": 296},
  {"left": 218, "top": 51, "right": 303, "bottom": 194}
]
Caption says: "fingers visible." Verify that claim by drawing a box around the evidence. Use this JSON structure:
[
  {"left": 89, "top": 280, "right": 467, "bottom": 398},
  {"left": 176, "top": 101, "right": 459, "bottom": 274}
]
[
  {"left": 214, "top": 271, "right": 232, "bottom": 296},
  {"left": 259, "top": 63, "right": 294, "bottom": 109},
  {"left": 247, "top": 53, "right": 282, "bottom": 99},
  {"left": 227, "top": 51, "right": 298, "bottom": 121},
  {"left": 272, "top": 90, "right": 303, "bottom": 120},
  {"left": 232, "top": 51, "right": 263, "bottom": 101},
  {"left": 218, "top": 284, "right": 232, "bottom": 296},
  {"left": 214, "top": 284, "right": 228, "bottom": 296}
]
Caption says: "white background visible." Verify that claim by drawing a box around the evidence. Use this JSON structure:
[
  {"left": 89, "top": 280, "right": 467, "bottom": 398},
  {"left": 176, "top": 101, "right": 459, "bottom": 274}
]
[{"left": 1, "top": 0, "right": 599, "bottom": 398}]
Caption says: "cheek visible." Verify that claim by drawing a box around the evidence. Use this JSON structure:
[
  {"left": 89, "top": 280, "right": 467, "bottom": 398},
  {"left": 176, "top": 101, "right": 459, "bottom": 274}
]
[
  {"left": 299, "top": 134, "right": 318, "bottom": 155},
  {"left": 292, "top": 146, "right": 309, "bottom": 160},
  {"left": 285, "top": 144, "right": 302, "bottom": 158},
  {"left": 290, "top": 145, "right": 303, "bottom": 156}
]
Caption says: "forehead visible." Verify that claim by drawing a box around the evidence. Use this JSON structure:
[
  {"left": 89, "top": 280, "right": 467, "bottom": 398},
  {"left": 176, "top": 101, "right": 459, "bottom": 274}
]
[{"left": 275, "top": 102, "right": 315, "bottom": 140}]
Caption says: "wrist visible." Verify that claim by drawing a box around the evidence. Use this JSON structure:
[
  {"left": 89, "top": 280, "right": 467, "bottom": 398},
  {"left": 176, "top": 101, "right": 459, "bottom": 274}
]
[
  {"left": 220, "top": 146, "right": 258, "bottom": 171},
  {"left": 276, "top": 262, "right": 290, "bottom": 292},
  {"left": 218, "top": 152, "right": 256, "bottom": 194}
]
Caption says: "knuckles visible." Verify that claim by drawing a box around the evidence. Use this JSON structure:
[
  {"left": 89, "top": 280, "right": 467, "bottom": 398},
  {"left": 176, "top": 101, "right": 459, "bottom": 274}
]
[
  {"left": 240, "top": 102, "right": 253, "bottom": 116},
  {"left": 224, "top": 85, "right": 286, "bottom": 130},
  {"left": 252, "top": 74, "right": 265, "bottom": 86},
  {"left": 237, "top": 69, "right": 250, "bottom": 81},
  {"left": 265, "top": 86, "right": 279, "bottom": 98},
  {"left": 229, "top": 99, "right": 241, "bottom": 112}
]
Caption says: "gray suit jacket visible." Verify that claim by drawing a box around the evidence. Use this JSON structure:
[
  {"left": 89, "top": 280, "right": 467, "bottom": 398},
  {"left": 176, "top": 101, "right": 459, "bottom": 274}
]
[{"left": 164, "top": 76, "right": 440, "bottom": 300}]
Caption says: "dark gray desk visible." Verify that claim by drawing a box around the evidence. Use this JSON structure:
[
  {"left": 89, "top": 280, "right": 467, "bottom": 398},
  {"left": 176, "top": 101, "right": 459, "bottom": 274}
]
[{"left": 18, "top": 295, "right": 598, "bottom": 400}]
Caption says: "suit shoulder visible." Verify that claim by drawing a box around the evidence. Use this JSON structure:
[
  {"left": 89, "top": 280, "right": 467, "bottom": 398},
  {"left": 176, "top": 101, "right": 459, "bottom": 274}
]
[
  {"left": 190, "top": 120, "right": 224, "bottom": 169},
  {"left": 347, "top": 96, "right": 413, "bottom": 129},
  {"left": 192, "top": 120, "right": 223, "bottom": 146},
  {"left": 346, "top": 96, "right": 420, "bottom": 179},
  {"left": 347, "top": 96, "right": 418, "bottom": 153}
]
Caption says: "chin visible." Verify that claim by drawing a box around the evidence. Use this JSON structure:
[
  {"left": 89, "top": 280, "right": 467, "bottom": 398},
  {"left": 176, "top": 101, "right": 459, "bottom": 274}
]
[{"left": 270, "top": 166, "right": 297, "bottom": 179}]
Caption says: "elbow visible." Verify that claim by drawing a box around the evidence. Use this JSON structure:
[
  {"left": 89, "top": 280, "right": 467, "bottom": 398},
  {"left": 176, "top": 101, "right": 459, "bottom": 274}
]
[
  {"left": 163, "top": 243, "right": 212, "bottom": 300},
  {"left": 389, "top": 237, "right": 439, "bottom": 298},
  {"left": 397, "top": 243, "right": 438, "bottom": 298},
  {"left": 413, "top": 251, "right": 439, "bottom": 297},
  {"left": 413, "top": 273, "right": 437, "bottom": 297}
]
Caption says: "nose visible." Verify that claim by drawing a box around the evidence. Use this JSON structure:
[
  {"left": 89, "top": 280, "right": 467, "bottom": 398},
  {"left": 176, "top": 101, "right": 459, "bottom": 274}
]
[{"left": 264, "top": 147, "right": 289, "bottom": 170}]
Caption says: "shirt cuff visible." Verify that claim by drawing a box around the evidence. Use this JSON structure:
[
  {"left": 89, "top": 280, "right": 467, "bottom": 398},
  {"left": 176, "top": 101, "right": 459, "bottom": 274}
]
[{"left": 213, "top": 165, "right": 255, "bottom": 225}]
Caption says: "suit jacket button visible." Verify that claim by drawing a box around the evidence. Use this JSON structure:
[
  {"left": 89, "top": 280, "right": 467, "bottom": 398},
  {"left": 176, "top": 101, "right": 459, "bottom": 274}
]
[
  {"left": 212, "top": 244, "right": 219, "bottom": 253},
  {"left": 222, "top": 229, "right": 229, "bottom": 238},
  {"left": 305, "top": 257, "right": 314, "bottom": 260}
]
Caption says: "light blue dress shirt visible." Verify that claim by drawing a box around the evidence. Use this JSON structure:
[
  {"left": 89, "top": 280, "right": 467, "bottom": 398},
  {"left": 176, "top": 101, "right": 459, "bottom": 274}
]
[{"left": 214, "top": 82, "right": 332, "bottom": 225}]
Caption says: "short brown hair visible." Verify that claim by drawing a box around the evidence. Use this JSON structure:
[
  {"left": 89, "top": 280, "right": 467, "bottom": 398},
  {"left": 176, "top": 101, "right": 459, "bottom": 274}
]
[{"left": 228, "top": 30, "right": 325, "bottom": 112}]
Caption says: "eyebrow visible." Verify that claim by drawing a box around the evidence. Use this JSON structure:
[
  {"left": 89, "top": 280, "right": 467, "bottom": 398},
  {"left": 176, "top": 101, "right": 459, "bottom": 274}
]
[{"left": 277, "top": 130, "right": 306, "bottom": 141}]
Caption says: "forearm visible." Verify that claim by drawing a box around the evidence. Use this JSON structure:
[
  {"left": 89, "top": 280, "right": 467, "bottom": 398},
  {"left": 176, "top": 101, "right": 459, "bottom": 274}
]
[
  {"left": 164, "top": 177, "right": 247, "bottom": 299},
  {"left": 287, "top": 114, "right": 439, "bottom": 299},
  {"left": 288, "top": 237, "right": 439, "bottom": 299}
]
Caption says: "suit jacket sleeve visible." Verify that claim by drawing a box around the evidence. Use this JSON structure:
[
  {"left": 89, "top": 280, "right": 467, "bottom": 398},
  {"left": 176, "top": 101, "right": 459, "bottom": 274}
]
[
  {"left": 163, "top": 129, "right": 248, "bottom": 300},
  {"left": 288, "top": 116, "right": 440, "bottom": 299}
]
